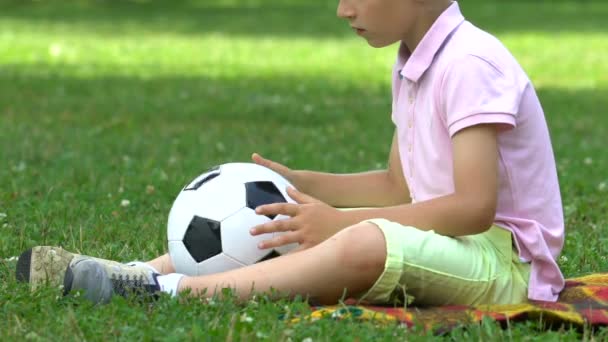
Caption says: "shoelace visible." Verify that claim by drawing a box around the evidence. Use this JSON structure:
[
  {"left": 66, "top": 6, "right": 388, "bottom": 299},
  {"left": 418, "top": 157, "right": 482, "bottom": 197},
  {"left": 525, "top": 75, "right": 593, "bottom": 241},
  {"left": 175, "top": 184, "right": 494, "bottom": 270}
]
[
  {"left": 111, "top": 274, "right": 147, "bottom": 296},
  {"left": 110, "top": 273, "right": 160, "bottom": 299}
]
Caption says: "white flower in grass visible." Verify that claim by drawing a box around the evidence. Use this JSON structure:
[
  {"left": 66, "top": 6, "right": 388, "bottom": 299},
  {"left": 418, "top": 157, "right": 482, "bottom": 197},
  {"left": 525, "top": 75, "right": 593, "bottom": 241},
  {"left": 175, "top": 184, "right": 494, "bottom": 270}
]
[
  {"left": 256, "top": 332, "right": 268, "bottom": 339},
  {"left": 12, "top": 161, "right": 26, "bottom": 172},
  {"left": 25, "top": 332, "right": 41, "bottom": 340},
  {"left": 121, "top": 199, "right": 131, "bottom": 207},
  {"left": 240, "top": 314, "right": 254, "bottom": 323},
  {"left": 0, "top": 212, "right": 6, "bottom": 220},
  {"left": 302, "top": 338, "right": 313, "bottom": 342},
  {"left": 598, "top": 182, "right": 606, "bottom": 192},
  {"left": 560, "top": 255, "right": 569, "bottom": 263},
  {"left": 584, "top": 157, "right": 593, "bottom": 165}
]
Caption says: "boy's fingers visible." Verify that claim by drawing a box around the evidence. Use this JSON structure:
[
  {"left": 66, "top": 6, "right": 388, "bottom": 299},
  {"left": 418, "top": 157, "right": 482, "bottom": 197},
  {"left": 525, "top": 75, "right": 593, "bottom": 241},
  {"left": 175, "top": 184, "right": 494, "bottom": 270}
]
[
  {"left": 250, "top": 219, "right": 292, "bottom": 236},
  {"left": 287, "top": 186, "right": 318, "bottom": 204},
  {"left": 258, "top": 232, "right": 299, "bottom": 250},
  {"left": 251, "top": 153, "right": 290, "bottom": 175},
  {"left": 255, "top": 203, "right": 298, "bottom": 217},
  {"left": 252, "top": 153, "right": 270, "bottom": 165},
  {"left": 251, "top": 153, "right": 264, "bottom": 163}
]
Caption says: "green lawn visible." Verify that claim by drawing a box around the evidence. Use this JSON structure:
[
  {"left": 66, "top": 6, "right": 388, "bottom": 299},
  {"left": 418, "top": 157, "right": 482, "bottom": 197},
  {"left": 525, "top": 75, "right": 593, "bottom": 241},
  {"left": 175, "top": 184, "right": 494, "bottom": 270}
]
[{"left": 1, "top": 0, "right": 607, "bottom": 339}]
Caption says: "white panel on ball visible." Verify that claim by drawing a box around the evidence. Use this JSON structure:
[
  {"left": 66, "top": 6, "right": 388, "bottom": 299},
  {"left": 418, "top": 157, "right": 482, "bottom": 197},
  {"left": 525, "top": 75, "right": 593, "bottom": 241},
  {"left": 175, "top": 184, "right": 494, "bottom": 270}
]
[
  {"left": 190, "top": 176, "right": 247, "bottom": 222},
  {"left": 168, "top": 240, "right": 199, "bottom": 276},
  {"left": 197, "top": 253, "right": 245, "bottom": 276},
  {"left": 221, "top": 207, "right": 274, "bottom": 265}
]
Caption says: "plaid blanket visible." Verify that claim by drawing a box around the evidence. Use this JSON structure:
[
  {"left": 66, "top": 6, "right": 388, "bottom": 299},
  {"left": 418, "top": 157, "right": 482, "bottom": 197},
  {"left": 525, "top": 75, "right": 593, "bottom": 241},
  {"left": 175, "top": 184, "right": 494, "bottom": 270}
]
[{"left": 292, "top": 273, "right": 608, "bottom": 333}]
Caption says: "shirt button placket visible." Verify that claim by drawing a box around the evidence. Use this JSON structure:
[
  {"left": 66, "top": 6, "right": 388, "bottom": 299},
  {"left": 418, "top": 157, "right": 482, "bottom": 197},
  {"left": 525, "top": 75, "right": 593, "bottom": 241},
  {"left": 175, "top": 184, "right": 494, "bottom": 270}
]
[
  {"left": 408, "top": 88, "right": 415, "bottom": 159},
  {"left": 407, "top": 86, "right": 415, "bottom": 202}
]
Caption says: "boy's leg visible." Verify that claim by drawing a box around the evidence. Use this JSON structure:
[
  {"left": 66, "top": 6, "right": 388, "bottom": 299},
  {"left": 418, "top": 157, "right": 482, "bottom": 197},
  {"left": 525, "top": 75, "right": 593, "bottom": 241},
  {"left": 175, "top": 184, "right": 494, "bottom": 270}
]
[
  {"left": 145, "top": 254, "right": 175, "bottom": 275},
  {"left": 358, "top": 219, "right": 531, "bottom": 306},
  {"left": 178, "top": 222, "right": 387, "bottom": 304},
  {"left": 66, "top": 222, "right": 388, "bottom": 304}
]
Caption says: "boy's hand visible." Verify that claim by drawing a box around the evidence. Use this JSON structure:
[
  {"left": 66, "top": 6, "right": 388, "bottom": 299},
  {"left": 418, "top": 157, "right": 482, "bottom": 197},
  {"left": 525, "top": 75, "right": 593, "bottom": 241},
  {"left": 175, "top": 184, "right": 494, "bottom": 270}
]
[
  {"left": 250, "top": 187, "right": 346, "bottom": 252},
  {"left": 251, "top": 153, "right": 297, "bottom": 184}
]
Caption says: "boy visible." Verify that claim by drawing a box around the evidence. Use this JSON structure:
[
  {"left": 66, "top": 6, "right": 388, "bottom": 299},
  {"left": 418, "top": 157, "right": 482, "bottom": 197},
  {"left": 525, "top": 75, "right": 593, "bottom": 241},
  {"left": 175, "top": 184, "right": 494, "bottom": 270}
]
[{"left": 17, "top": 0, "right": 564, "bottom": 305}]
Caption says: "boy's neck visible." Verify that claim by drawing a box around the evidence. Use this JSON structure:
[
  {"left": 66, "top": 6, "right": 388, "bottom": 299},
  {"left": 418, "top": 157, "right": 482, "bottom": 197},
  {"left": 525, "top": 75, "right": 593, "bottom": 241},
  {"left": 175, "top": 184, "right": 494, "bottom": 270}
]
[{"left": 403, "top": 0, "right": 453, "bottom": 53}]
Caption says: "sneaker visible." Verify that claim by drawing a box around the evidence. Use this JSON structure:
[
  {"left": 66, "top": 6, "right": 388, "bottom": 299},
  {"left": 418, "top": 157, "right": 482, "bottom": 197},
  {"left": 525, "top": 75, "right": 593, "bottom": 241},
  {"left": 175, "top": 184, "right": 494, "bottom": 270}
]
[
  {"left": 67, "top": 259, "right": 161, "bottom": 304},
  {"left": 15, "top": 246, "right": 158, "bottom": 304},
  {"left": 16, "top": 246, "right": 127, "bottom": 293}
]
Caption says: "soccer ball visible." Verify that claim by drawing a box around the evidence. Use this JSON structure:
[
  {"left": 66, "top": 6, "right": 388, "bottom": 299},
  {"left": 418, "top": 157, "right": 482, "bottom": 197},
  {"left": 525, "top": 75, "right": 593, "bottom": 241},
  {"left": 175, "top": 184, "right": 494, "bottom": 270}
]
[{"left": 167, "top": 162, "right": 298, "bottom": 276}]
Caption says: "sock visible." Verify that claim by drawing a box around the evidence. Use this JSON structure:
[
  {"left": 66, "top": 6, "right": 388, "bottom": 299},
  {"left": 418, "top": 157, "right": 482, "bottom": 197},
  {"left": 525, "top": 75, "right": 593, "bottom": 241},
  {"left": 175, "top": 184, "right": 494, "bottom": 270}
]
[
  {"left": 125, "top": 261, "right": 160, "bottom": 274},
  {"left": 156, "top": 273, "right": 185, "bottom": 297}
]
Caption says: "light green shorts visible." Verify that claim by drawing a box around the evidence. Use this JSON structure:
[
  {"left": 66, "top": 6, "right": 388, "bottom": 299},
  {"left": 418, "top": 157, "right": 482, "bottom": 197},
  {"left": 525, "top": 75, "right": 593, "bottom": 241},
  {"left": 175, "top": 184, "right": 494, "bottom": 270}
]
[{"left": 359, "top": 219, "right": 531, "bottom": 306}]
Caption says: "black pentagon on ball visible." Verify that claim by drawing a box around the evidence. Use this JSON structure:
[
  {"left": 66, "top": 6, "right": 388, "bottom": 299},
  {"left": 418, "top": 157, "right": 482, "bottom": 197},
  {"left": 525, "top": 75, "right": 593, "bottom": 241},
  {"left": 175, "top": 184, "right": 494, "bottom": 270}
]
[
  {"left": 184, "top": 165, "right": 220, "bottom": 191},
  {"left": 259, "top": 250, "right": 281, "bottom": 262},
  {"left": 183, "top": 216, "right": 222, "bottom": 262},
  {"left": 245, "top": 181, "right": 287, "bottom": 219}
]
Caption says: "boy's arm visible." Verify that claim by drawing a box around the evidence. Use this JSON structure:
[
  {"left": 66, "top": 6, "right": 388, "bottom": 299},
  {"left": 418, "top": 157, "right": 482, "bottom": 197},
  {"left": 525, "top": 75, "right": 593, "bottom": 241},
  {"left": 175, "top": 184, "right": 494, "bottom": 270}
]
[
  {"left": 296, "top": 131, "right": 411, "bottom": 208},
  {"left": 253, "top": 130, "right": 411, "bottom": 208},
  {"left": 341, "top": 124, "right": 499, "bottom": 236}
]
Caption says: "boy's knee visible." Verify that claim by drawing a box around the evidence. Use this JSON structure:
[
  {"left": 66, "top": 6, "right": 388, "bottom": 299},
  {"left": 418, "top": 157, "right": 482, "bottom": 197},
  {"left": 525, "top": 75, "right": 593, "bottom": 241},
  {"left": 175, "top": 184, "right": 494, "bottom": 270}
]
[{"left": 333, "top": 222, "right": 387, "bottom": 273}]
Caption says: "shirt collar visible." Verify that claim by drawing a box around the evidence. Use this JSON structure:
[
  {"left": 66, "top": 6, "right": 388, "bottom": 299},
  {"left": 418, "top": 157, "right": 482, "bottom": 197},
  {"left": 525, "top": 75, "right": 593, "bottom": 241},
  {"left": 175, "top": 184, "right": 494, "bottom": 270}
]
[{"left": 399, "top": 1, "right": 465, "bottom": 83}]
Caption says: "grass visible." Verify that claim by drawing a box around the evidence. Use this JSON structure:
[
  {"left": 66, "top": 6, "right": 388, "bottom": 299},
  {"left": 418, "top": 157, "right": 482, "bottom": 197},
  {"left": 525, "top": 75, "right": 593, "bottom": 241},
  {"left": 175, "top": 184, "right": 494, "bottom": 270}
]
[{"left": 1, "top": 0, "right": 607, "bottom": 339}]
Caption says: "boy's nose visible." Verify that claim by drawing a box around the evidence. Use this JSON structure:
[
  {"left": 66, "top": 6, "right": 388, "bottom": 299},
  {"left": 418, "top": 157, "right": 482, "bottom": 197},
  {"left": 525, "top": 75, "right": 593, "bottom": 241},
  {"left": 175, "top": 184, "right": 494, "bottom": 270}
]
[{"left": 336, "top": 0, "right": 355, "bottom": 19}]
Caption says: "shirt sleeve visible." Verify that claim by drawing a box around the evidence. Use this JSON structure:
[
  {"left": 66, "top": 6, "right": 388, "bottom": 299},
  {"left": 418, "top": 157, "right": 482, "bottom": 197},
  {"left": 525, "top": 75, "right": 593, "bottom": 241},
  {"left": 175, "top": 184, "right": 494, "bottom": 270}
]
[{"left": 440, "top": 54, "right": 523, "bottom": 137}]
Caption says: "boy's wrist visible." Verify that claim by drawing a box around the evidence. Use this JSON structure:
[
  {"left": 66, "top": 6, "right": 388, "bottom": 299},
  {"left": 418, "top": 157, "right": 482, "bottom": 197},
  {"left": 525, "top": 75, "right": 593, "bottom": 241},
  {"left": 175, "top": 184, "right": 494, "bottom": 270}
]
[
  {"left": 336, "top": 208, "right": 368, "bottom": 232},
  {"left": 290, "top": 170, "right": 309, "bottom": 192}
]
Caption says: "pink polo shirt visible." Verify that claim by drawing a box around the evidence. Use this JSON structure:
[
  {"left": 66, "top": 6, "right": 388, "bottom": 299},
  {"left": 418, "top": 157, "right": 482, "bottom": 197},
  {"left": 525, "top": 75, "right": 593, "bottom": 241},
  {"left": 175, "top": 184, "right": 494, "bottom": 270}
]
[{"left": 392, "top": 2, "right": 565, "bottom": 301}]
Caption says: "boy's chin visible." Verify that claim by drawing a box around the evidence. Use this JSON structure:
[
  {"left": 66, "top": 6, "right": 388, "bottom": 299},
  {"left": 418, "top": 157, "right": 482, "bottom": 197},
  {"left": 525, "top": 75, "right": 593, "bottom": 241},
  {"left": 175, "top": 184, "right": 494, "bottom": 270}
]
[{"left": 365, "top": 38, "right": 399, "bottom": 48}]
